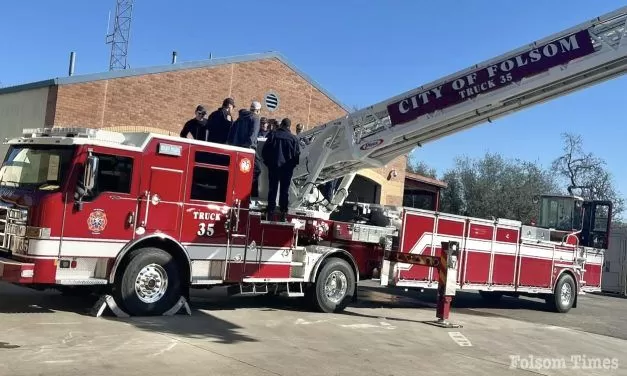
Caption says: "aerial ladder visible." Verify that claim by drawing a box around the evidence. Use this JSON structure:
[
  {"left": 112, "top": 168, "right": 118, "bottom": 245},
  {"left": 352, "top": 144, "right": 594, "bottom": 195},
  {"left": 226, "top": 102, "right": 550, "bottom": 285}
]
[{"left": 284, "top": 6, "right": 627, "bottom": 219}]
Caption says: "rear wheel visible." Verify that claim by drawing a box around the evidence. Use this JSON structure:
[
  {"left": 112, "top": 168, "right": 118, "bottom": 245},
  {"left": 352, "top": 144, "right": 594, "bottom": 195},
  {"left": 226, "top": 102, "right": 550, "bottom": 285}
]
[
  {"left": 309, "top": 257, "right": 356, "bottom": 313},
  {"left": 548, "top": 273, "right": 576, "bottom": 313},
  {"left": 113, "top": 247, "right": 183, "bottom": 316}
]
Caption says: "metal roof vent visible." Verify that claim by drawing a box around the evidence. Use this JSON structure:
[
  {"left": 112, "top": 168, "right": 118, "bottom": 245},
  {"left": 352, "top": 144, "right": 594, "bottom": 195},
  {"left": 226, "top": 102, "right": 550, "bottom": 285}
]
[{"left": 264, "top": 91, "right": 280, "bottom": 112}]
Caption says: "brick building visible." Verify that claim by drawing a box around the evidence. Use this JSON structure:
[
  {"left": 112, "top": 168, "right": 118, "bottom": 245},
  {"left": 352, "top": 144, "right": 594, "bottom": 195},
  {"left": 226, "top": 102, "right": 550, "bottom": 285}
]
[
  {"left": 0, "top": 52, "right": 407, "bottom": 205},
  {"left": 403, "top": 172, "right": 448, "bottom": 211}
]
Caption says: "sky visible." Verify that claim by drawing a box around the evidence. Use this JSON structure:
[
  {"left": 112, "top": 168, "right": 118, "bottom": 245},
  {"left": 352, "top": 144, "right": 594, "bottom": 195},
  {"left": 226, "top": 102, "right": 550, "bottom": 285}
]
[{"left": 1, "top": 1, "right": 626, "bottom": 206}]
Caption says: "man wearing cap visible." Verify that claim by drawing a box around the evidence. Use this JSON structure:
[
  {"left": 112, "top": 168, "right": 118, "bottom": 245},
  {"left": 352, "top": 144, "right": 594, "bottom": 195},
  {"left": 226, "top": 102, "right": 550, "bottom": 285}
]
[
  {"left": 180, "top": 105, "right": 208, "bottom": 140},
  {"left": 205, "top": 98, "right": 235, "bottom": 144},
  {"left": 261, "top": 118, "right": 301, "bottom": 221},
  {"left": 227, "top": 101, "right": 263, "bottom": 196}
]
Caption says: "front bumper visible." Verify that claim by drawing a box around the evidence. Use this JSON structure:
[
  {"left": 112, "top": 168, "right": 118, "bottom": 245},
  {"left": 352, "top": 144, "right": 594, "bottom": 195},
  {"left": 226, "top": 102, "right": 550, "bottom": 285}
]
[{"left": 0, "top": 256, "right": 34, "bottom": 283}]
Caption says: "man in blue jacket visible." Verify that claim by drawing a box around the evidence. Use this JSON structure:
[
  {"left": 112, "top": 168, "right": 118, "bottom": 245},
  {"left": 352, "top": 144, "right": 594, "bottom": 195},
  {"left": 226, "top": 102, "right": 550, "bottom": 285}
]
[
  {"left": 261, "top": 118, "right": 301, "bottom": 221},
  {"left": 227, "top": 101, "right": 262, "bottom": 197}
]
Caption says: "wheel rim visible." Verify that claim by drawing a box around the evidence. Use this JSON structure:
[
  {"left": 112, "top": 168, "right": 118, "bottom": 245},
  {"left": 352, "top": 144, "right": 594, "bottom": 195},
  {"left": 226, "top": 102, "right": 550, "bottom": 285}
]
[
  {"left": 324, "top": 270, "right": 348, "bottom": 304},
  {"left": 560, "top": 282, "right": 572, "bottom": 306},
  {"left": 135, "top": 263, "right": 168, "bottom": 304}
]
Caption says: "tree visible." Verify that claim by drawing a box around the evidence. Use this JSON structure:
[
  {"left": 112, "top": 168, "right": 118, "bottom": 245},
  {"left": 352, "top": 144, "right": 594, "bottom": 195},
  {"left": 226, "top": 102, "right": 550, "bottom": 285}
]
[
  {"left": 439, "top": 170, "right": 464, "bottom": 214},
  {"left": 439, "top": 153, "right": 559, "bottom": 223},
  {"left": 551, "top": 133, "right": 625, "bottom": 220},
  {"left": 406, "top": 158, "right": 437, "bottom": 178}
]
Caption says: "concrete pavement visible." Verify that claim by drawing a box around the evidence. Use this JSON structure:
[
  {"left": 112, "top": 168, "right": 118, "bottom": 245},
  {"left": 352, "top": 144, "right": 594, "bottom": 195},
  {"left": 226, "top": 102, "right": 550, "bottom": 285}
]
[{"left": 0, "top": 282, "right": 626, "bottom": 376}]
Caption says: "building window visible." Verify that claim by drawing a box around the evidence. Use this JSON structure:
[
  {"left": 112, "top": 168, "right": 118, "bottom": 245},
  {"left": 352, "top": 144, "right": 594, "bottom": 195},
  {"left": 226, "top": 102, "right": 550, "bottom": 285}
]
[
  {"left": 190, "top": 167, "right": 229, "bottom": 202},
  {"left": 403, "top": 190, "right": 436, "bottom": 210},
  {"left": 264, "top": 91, "right": 280, "bottom": 112}
]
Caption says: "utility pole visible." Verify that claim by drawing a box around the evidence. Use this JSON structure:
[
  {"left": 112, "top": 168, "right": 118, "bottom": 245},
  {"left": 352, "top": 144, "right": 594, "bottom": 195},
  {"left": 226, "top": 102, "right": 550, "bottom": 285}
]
[{"left": 105, "top": 0, "right": 134, "bottom": 71}]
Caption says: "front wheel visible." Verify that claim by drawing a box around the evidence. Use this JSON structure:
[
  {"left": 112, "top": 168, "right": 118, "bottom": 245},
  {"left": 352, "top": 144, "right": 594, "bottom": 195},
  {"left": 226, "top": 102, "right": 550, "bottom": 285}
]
[
  {"left": 113, "top": 247, "right": 183, "bottom": 316},
  {"left": 548, "top": 273, "right": 576, "bottom": 313},
  {"left": 309, "top": 257, "right": 356, "bottom": 313}
]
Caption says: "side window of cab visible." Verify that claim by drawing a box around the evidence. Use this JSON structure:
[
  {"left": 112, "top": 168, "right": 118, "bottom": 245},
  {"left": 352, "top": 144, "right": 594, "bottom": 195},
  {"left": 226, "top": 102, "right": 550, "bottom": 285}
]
[
  {"left": 79, "top": 153, "right": 134, "bottom": 201},
  {"left": 189, "top": 151, "right": 231, "bottom": 203}
]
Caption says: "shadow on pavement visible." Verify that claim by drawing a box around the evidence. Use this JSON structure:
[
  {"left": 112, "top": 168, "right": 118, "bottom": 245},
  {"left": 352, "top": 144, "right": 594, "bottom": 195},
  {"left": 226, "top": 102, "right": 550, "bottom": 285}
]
[
  {"left": 357, "top": 285, "right": 554, "bottom": 314},
  {"left": 0, "top": 280, "right": 557, "bottom": 345},
  {"left": 590, "top": 291, "right": 627, "bottom": 300},
  {"left": 0, "top": 284, "right": 260, "bottom": 345}
]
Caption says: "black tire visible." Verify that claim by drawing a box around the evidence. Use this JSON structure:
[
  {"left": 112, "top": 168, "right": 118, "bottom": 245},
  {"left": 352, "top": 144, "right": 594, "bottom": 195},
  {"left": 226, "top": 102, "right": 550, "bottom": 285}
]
[
  {"left": 479, "top": 291, "right": 503, "bottom": 303},
  {"left": 309, "top": 257, "right": 356, "bottom": 313},
  {"left": 113, "top": 247, "right": 183, "bottom": 316},
  {"left": 550, "top": 273, "right": 576, "bottom": 313}
]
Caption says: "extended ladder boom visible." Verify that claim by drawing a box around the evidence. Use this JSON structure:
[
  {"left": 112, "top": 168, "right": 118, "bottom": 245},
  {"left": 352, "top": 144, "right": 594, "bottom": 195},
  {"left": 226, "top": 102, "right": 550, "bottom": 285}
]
[{"left": 289, "top": 6, "right": 627, "bottom": 213}]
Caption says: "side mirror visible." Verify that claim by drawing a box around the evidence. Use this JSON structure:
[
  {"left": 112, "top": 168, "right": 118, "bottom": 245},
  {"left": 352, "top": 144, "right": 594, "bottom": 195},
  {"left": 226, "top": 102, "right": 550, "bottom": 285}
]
[{"left": 84, "top": 154, "right": 99, "bottom": 192}]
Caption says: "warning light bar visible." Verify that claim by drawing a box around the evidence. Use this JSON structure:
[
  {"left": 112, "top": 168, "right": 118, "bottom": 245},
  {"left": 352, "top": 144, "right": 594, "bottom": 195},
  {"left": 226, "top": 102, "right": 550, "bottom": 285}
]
[{"left": 21, "top": 127, "right": 126, "bottom": 144}]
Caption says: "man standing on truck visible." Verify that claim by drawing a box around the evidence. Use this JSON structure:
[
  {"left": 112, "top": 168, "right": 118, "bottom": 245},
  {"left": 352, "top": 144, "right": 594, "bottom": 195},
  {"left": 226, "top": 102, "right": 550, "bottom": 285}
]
[
  {"left": 180, "top": 105, "right": 208, "bottom": 140},
  {"left": 258, "top": 117, "right": 270, "bottom": 138},
  {"left": 205, "top": 97, "right": 235, "bottom": 144},
  {"left": 227, "top": 100, "right": 262, "bottom": 197},
  {"left": 261, "top": 118, "right": 301, "bottom": 221}
]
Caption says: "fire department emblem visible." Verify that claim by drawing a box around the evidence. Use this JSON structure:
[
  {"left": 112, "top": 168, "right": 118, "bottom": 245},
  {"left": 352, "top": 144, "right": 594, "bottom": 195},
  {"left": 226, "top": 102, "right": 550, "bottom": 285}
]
[
  {"left": 87, "top": 209, "right": 108, "bottom": 234},
  {"left": 239, "top": 158, "right": 252, "bottom": 173}
]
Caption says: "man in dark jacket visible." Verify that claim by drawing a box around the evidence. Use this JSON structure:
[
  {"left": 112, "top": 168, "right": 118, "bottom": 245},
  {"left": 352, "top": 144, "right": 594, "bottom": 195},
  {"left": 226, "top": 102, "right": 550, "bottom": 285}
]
[
  {"left": 261, "top": 118, "right": 300, "bottom": 221},
  {"left": 205, "top": 98, "right": 235, "bottom": 144},
  {"left": 180, "top": 105, "right": 208, "bottom": 140},
  {"left": 227, "top": 101, "right": 262, "bottom": 197},
  {"left": 227, "top": 101, "right": 261, "bottom": 149},
  {"left": 258, "top": 117, "right": 269, "bottom": 138}
]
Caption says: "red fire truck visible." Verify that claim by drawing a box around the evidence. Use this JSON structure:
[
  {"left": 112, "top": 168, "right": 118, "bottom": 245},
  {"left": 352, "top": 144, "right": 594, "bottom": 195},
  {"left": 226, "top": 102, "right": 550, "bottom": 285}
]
[{"left": 0, "top": 6, "right": 625, "bottom": 316}]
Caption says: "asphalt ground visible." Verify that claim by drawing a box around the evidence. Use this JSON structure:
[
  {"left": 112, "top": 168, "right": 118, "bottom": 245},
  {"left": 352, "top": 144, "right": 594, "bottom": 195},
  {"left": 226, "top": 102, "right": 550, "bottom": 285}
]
[
  {"left": 1, "top": 281, "right": 626, "bottom": 376},
  {"left": 358, "top": 280, "right": 627, "bottom": 341}
]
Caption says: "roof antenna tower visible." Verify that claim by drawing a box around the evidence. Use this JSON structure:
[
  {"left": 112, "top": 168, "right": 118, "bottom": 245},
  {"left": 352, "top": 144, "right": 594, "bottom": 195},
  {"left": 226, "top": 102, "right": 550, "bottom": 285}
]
[{"left": 106, "top": 0, "right": 134, "bottom": 71}]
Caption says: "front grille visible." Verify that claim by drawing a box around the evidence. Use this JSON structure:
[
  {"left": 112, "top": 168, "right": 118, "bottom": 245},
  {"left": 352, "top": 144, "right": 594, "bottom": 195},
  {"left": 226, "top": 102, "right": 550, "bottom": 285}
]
[
  {"left": 0, "top": 208, "right": 29, "bottom": 254},
  {"left": 0, "top": 207, "right": 7, "bottom": 248}
]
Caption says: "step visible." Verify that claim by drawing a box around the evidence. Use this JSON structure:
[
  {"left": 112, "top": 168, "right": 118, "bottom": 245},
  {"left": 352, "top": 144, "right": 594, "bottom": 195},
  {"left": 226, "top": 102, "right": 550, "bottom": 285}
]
[{"left": 56, "top": 278, "right": 108, "bottom": 285}]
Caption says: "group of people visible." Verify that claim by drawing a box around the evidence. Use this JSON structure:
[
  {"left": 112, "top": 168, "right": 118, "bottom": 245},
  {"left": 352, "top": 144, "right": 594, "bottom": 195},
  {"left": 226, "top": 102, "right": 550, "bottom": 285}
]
[{"left": 180, "top": 98, "right": 301, "bottom": 221}]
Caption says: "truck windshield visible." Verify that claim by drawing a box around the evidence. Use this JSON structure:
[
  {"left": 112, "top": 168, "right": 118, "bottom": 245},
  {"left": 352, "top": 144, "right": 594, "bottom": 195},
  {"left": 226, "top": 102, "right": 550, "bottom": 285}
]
[
  {"left": 0, "top": 145, "right": 75, "bottom": 190},
  {"left": 537, "top": 196, "right": 582, "bottom": 232}
]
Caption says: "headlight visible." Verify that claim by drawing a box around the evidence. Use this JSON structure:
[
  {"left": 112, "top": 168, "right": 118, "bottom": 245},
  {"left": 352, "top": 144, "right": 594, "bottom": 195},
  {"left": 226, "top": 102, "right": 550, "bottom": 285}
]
[
  {"left": 25, "top": 226, "right": 51, "bottom": 239},
  {"left": 8, "top": 209, "right": 28, "bottom": 221}
]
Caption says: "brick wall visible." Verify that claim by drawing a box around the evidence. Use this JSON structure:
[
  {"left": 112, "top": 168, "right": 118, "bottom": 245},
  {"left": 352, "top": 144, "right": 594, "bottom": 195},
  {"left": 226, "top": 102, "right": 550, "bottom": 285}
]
[
  {"left": 358, "top": 156, "right": 407, "bottom": 207},
  {"left": 51, "top": 57, "right": 407, "bottom": 205},
  {"left": 53, "top": 58, "right": 346, "bottom": 134}
]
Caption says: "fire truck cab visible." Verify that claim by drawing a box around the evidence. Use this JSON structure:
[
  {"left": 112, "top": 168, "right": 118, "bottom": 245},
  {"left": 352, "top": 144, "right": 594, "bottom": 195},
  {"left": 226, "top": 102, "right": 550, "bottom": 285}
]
[
  {"left": 534, "top": 194, "right": 612, "bottom": 249},
  {"left": 0, "top": 127, "right": 359, "bottom": 316}
]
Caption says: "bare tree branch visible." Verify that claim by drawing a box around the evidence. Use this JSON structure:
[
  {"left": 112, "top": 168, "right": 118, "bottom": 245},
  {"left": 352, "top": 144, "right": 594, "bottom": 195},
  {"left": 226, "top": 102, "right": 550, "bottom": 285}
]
[{"left": 552, "top": 132, "right": 624, "bottom": 220}]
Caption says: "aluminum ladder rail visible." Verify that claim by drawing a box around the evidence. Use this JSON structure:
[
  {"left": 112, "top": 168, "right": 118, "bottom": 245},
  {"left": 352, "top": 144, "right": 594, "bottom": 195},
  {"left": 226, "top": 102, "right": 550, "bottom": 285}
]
[{"left": 289, "top": 6, "right": 627, "bottom": 213}]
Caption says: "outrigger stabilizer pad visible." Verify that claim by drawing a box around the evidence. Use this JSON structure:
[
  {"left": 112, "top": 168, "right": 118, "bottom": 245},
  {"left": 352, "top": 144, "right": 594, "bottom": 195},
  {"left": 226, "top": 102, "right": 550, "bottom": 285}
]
[
  {"left": 90, "top": 295, "right": 192, "bottom": 318},
  {"left": 424, "top": 318, "right": 463, "bottom": 329}
]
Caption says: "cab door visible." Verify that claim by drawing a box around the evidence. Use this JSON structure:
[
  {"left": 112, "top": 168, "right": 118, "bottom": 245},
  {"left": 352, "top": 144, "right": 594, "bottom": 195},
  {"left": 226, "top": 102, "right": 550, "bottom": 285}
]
[
  {"left": 137, "top": 139, "right": 189, "bottom": 240},
  {"left": 61, "top": 148, "right": 139, "bottom": 259},
  {"left": 135, "top": 140, "right": 188, "bottom": 239}
]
